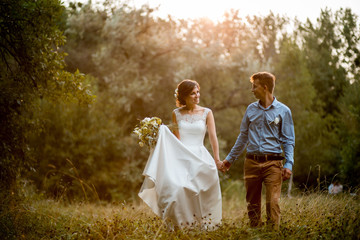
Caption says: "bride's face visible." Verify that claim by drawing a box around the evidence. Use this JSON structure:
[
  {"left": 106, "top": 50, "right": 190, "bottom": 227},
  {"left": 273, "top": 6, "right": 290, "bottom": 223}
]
[{"left": 185, "top": 86, "right": 200, "bottom": 106}]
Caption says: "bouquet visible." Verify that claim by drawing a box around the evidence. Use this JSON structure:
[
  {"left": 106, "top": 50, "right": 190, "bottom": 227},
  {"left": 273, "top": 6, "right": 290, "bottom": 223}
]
[{"left": 133, "top": 117, "right": 162, "bottom": 148}]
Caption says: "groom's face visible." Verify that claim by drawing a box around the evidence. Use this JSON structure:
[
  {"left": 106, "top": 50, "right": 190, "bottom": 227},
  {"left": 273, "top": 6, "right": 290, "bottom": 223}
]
[{"left": 251, "top": 79, "right": 266, "bottom": 100}]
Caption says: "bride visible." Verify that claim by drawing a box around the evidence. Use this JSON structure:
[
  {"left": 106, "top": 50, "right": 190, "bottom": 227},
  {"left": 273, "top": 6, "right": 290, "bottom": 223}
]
[{"left": 138, "top": 79, "right": 223, "bottom": 230}]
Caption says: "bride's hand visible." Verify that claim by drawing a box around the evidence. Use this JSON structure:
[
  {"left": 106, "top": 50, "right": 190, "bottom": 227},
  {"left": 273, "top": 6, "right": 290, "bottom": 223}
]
[{"left": 215, "top": 160, "right": 225, "bottom": 172}]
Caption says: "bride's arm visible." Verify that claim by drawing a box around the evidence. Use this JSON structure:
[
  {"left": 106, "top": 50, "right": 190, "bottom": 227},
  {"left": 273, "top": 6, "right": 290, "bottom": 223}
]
[
  {"left": 172, "top": 110, "right": 180, "bottom": 139},
  {"left": 207, "top": 110, "right": 222, "bottom": 168}
]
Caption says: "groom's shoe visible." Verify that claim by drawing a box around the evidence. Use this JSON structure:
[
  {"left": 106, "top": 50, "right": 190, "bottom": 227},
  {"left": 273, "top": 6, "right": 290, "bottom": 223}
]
[{"left": 249, "top": 221, "right": 263, "bottom": 228}]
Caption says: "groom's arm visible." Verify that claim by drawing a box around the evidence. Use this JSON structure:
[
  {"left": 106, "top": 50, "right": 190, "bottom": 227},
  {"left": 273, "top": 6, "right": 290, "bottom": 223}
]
[
  {"left": 280, "top": 109, "right": 295, "bottom": 180},
  {"left": 224, "top": 113, "right": 249, "bottom": 165},
  {"left": 225, "top": 132, "right": 248, "bottom": 164}
]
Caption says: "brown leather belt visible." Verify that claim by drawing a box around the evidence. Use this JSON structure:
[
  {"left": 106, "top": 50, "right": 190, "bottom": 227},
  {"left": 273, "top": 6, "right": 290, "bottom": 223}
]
[{"left": 246, "top": 153, "right": 284, "bottom": 161}]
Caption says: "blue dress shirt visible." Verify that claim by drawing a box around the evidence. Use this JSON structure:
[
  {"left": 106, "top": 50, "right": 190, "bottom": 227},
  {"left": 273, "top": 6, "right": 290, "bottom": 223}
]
[{"left": 225, "top": 97, "right": 295, "bottom": 170}]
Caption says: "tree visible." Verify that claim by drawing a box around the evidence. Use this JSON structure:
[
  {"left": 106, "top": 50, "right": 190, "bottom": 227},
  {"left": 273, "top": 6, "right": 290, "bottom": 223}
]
[
  {"left": 63, "top": 1, "right": 107, "bottom": 75},
  {"left": 337, "top": 9, "right": 360, "bottom": 188},
  {"left": 25, "top": 2, "right": 186, "bottom": 201},
  {"left": 297, "top": 8, "right": 360, "bottom": 188},
  {"left": 339, "top": 80, "right": 360, "bottom": 188},
  {"left": 0, "top": 0, "right": 93, "bottom": 193},
  {"left": 299, "top": 8, "right": 348, "bottom": 115},
  {"left": 246, "top": 12, "right": 289, "bottom": 64},
  {"left": 274, "top": 39, "right": 341, "bottom": 187}
]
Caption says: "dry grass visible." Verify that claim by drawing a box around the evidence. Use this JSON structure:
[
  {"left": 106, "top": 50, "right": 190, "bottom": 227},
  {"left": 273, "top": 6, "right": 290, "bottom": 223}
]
[{"left": 1, "top": 181, "right": 359, "bottom": 239}]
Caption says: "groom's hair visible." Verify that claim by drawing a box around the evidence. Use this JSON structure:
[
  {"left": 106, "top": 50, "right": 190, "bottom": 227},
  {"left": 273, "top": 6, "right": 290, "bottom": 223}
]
[{"left": 250, "top": 72, "right": 276, "bottom": 93}]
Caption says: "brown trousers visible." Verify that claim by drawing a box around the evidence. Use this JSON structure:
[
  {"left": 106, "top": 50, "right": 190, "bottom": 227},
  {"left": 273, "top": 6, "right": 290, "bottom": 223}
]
[{"left": 244, "top": 157, "right": 283, "bottom": 228}]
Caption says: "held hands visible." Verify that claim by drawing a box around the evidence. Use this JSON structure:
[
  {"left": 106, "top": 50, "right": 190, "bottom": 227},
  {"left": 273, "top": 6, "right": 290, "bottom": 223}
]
[
  {"left": 223, "top": 160, "right": 231, "bottom": 172},
  {"left": 215, "top": 160, "right": 224, "bottom": 171},
  {"left": 216, "top": 159, "right": 231, "bottom": 173}
]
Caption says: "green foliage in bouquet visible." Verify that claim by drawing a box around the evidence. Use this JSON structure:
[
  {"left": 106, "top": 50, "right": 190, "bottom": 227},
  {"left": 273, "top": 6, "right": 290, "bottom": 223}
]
[{"left": 133, "top": 117, "right": 162, "bottom": 148}]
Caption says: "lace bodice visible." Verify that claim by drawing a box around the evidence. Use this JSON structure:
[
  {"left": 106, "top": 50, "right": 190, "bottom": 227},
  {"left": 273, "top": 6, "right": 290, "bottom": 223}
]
[{"left": 174, "top": 107, "right": 210, "bottom": 147}]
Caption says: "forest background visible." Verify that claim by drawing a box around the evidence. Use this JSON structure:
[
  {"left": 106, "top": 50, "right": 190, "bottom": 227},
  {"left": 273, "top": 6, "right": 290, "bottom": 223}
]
[{"left": 1, "top": 0, "right": 360, "bottom": 204}]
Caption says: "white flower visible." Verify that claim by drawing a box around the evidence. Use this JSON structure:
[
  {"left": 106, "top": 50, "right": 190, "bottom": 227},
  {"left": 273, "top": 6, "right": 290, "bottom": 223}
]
[
  {"left": 133, "top": 116, "right": 162, "bottom": 148},
  {"left": 274, "top": 117, "right": 280, "bottom": 125},
  {"left": 174, "top": 88, "right": 178, "bottom": 99}
]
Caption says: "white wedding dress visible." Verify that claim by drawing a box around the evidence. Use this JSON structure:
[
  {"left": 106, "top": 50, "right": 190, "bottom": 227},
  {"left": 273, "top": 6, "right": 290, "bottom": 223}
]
[{"left": 138, "top": 108, "right": 222, "bottom": 229}]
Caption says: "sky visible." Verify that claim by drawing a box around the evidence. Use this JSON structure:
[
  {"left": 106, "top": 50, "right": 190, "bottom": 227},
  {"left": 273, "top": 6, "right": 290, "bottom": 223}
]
[{"left": 127, "top": 0, "right": 360, "bottom": 23}]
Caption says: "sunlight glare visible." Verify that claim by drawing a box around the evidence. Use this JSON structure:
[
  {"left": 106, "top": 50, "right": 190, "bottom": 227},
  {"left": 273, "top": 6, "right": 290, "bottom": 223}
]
[
  {"left": 133, "top": 0, "right": 261, "bottom": 22},
  {"left": 131, "top": 0, "right": 360, "bottom": 23}
]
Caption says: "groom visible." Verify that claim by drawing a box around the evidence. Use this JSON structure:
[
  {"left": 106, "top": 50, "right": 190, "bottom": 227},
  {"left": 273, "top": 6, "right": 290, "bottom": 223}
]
[{"left": 222, "top": 72, "right": 295, "bottom": 230}]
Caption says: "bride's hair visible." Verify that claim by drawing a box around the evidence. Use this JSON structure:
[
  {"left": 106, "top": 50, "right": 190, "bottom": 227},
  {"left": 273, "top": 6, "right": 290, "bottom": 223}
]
[{"left": 175, "top": 79, "right": 200, "bottom": 107}]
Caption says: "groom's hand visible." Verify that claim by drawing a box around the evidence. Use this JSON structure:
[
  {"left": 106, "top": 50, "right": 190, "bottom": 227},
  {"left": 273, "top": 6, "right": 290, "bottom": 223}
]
[
  {"left": 282, "top": 168, "right": 292, "bottom": 181},
  {"left": 223, "top": 160, "right": 231, "bottom": 171}
]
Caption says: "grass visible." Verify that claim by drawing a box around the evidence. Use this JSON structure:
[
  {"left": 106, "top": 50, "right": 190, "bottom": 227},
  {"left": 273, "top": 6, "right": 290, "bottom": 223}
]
[{"left": 1, "top": 181, "right": 359, "bottom": 239}]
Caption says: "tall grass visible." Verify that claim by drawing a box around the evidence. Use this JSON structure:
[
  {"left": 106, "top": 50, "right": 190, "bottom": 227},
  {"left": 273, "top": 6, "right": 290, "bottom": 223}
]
[{"left": 1, "top": 181, "right": 359, "bottom": 239}]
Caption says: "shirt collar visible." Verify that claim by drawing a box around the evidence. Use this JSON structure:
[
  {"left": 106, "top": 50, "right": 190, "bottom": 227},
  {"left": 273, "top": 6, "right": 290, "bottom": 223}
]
[{"left": 257, "top": 97, "right": 279, "bottom": 110}]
